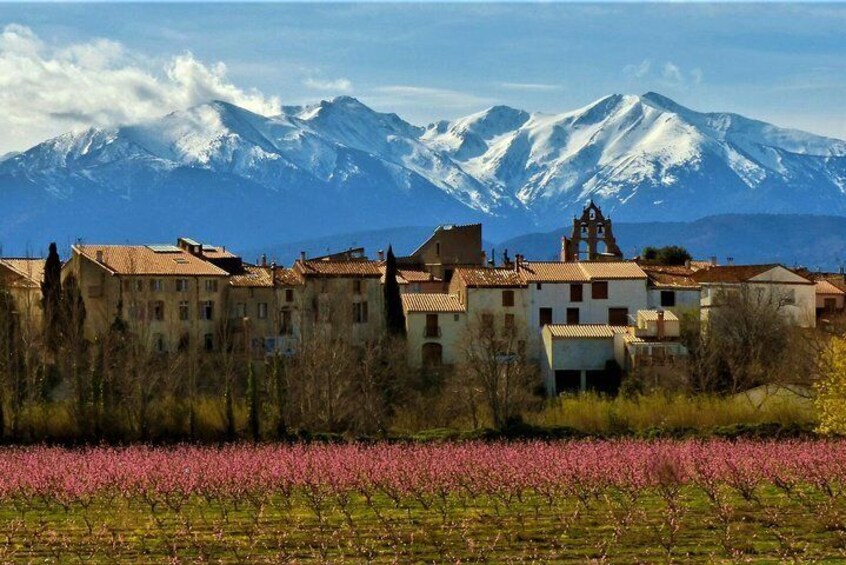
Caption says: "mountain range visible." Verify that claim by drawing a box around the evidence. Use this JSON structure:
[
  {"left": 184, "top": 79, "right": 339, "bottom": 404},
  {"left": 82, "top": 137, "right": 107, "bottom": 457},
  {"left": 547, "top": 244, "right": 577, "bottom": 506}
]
[{"left": 1, "top": 92, "right": 846, "bottom": 255}]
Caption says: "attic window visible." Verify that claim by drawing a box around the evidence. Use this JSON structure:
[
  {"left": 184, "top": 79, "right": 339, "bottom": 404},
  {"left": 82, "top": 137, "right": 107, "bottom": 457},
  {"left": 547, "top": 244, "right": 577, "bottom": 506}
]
[{"left": 173, "top": 258, "right": 189, "bottom": 264}]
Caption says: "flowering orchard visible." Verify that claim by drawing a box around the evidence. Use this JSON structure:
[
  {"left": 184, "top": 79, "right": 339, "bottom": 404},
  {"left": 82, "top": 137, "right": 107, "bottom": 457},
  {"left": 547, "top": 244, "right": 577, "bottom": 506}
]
[{"left": 0, "top": 440, "right": 845, "bottom": 561}]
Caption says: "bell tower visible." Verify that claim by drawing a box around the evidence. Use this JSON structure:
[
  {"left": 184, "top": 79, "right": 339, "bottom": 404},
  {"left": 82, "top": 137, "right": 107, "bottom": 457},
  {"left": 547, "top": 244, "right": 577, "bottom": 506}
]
[{"left": 561, "top": 201, "right": 623, "bottom": 262}]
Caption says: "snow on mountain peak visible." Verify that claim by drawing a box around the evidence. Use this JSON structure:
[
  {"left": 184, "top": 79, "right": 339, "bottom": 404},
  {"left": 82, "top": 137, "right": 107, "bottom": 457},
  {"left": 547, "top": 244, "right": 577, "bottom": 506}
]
[{"left": 2, "top": 91, "right": 846, "bottom": 245}]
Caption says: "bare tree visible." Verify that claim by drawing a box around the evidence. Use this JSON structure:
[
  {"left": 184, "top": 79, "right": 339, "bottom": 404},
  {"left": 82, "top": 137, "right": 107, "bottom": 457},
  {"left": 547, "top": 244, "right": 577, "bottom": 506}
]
[
  {"left": 457, "top": 312, "right": 541, "bottom": 430},
  {"left": 689, "top": 285, "right": 815, "bottom": 395}
]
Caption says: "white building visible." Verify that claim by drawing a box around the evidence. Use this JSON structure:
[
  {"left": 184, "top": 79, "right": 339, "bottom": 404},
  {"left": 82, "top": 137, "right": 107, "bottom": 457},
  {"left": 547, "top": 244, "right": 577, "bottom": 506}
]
[
  {"left": 521, "top": 260, "right": 649, "bottom": 356},
  {"left": 642, "top": 265, "right": 701, "bottom": 317},
  {"left": 692, "top": 264, "right": 816, "bottom": 328},
  {"left": 401, "top": 293, "right": 467, "bottom": 367}
]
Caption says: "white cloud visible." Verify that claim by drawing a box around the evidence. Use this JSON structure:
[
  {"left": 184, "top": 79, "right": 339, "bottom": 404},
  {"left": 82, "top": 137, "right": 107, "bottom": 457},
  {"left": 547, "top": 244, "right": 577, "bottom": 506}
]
[
  {"left": 623, "top": 59, "right": 651, "bottom": 80},
  {"left": 624, "top": 58, "right": 704, "bottom": 90},
  {"left": 303, "top": 77, "right": 353, "bottom": 92},
  {"left": 0, "top": 24, "right": 281, "bottom": 153},
  {"left": 497, "top": 82, "right": 563, "bottom": 92}
]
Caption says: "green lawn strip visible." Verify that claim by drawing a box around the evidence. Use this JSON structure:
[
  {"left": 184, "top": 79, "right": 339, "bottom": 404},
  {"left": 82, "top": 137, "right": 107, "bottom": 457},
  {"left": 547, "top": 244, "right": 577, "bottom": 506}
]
[{"left": 0, "top": 487, "right": 843, "bottom": 562}]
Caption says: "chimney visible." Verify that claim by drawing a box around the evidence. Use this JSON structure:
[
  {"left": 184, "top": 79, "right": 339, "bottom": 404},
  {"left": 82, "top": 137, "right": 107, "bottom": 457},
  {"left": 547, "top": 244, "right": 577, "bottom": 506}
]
[
  {"left": 684, "top": 259, "right": 691, "bottom": 269},
  {"left": 727, "top": 257, "right": 734, "bottom": 265},
  {"left": 95, "top": 250, "right": 104, "bottom": 263},
  {"left": 515, "top": 254, "right": 523, "bottom": 273},
  {"left": 377, "top": 249, "right": 385, "bottom": 261},
  {"left": 657, "top": 310, "right": 666, "bottom": 340},
  {"left": 261, "top": 254, "right": 267, "bottom": 267},
  {"left": 710, "top": 256, "right": 718, "bottom": 267},
  {"left": 300, "top": 251, "right": 306, "bottom": 262}
]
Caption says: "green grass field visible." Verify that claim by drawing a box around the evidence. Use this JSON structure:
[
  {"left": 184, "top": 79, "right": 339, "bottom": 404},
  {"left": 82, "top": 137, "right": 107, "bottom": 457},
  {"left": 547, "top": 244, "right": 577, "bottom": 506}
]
[{"left": 1, "top": 487, "right": 844, "bottom": 562}]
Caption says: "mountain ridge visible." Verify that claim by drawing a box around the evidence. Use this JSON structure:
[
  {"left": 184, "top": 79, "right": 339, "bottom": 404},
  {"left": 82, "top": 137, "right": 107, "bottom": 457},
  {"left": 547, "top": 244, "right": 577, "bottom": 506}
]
[{"left": 2, "top": 92, "right": 845, "bottom": 253}]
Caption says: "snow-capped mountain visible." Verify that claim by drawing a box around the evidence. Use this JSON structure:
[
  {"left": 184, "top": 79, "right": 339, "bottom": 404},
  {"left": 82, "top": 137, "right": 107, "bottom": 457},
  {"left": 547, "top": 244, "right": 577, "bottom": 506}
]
[{"left": 1, "top": 92, "right": 845, "bottom": 252}]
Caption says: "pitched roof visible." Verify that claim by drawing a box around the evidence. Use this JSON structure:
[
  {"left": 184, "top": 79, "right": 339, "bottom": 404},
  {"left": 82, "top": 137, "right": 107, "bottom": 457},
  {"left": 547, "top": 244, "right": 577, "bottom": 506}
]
[
  {"left": 520, "top": 261, "right": 646, "bottom": 283},
  {"left": 641, "top": 265, "right": 700, "bottom": 289},
  {"left": 816, "top": 279, "right": 846, "bottom": 296},
  {"left": 294, "top": 259, "right": 382, "bottom": 278},
  {"left": 74, "top": 245, "right": 229, "bottom": 277},
  {"left": 229, "top": 265, "right": 275, "bottom": 288},
  {"left": 691, "top": 264, "right": 812, "bottom": 284},
  {"left": 520, "top": 262, "right": 589, "bottom": 282},
  {"left": 201, "top": 246, "right": 238, "bottom": 259},
  {"left": 454, "top": 267, "right": 527, "bottom": 288},
  {"left": 274, "top": 268, "right": 304, "bottom": 286},
  {"left": 378, "top": 265, "right": 437, "bottom": 285},
  {"left": 546, "top": 324, "right": 629, "bottom": 338},
  {"left": 578, "top": 261, "right": 647, "bottom": 280},
  {"left": 638, "top": 309, "right": 680, "bottom": 322},
  {"left": 402, "top": 293, "right": 466, "bottom": 313},
  {"left": 0, "top": 258, "right": 46, "bottom": 287}
]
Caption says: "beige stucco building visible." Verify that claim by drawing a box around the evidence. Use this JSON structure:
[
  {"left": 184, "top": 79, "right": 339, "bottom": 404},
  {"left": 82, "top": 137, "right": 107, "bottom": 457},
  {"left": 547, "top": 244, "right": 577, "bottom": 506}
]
[{"left": 401, "top": 293, "right": 467, "bottom": 367}]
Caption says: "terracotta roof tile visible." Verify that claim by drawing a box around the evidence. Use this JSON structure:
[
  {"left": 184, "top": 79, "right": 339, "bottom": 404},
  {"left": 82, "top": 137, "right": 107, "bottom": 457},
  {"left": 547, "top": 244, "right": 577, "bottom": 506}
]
[
  {"left": 378, "top": 265, "right": 437, "bottom": 285},
  {"left": 637, "top": 309, "right": 679, "bottom": 322},
  {"left": 455, "top": 267, "right": 526, "bottom": 288},
  {"left": 295, "top": 259, "right": 382, "bottom": 278},
  {"left": 74, "top": 245, "right": 228, "bottom": 277},
  {"left": 546, "top": 325, "right": 629, "bottom": 338},
  {"left": 691, "top": 264, "right": 812, "bottom": 284},
  {"left": 816, "top": 280, "right": 845, "bottom": 296},
  {"left": 401, "top": 293, "right": 466, "bottom": 313},
  {"left": 274, "top": 268, "right": 304, "bottom": 286},
  {"left": 578, "top": 261, "right": 647, "bottom": 280},
  {"left": 520, "top": 262, "right": 589, "bottom": 282},
  {"left": 642, "top": 265, "right": 700, "bottom": 289},
  {"left": 229, "top": 266, "right": 275, "bottom": 288},
  {"left": 0, "top": 258, "right": 46, "bottom": 287}
]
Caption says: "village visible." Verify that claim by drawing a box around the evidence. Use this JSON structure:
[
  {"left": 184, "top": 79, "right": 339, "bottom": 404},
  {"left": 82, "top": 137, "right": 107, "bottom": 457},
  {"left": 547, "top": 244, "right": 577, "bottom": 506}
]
[{"left": 1, "top": 202, "right": 837, "bottom": 401}]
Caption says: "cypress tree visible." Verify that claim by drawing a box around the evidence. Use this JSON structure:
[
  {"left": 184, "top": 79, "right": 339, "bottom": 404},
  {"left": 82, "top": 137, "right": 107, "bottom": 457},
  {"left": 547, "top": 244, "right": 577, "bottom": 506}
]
[
  {"left": 383, "top": 246, "right": 406, "bottom": 336},
  {"left": 41, "top": 243, "right": 62, "bottom": 351}
]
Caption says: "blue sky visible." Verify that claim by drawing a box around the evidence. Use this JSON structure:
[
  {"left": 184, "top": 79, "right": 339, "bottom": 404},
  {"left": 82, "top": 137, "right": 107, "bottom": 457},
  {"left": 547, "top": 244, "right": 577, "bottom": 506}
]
[{"left": 0, "top": 3, "right": 844, "bottom": 153}]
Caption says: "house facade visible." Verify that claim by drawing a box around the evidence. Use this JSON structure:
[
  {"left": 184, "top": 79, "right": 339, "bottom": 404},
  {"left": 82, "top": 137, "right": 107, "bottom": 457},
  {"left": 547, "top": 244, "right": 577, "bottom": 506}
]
[
  {"left": 692, "top": 264, "right": 816, "bottom": 328},
  {"left": 401, "top": 293, "right": 467, "bottom": 367}
]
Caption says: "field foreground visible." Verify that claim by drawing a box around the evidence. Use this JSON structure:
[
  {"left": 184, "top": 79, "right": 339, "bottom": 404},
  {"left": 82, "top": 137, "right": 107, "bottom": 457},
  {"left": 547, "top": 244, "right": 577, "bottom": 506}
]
[{"left": 0, "top": 441, "right": 845, "bottom": 562}]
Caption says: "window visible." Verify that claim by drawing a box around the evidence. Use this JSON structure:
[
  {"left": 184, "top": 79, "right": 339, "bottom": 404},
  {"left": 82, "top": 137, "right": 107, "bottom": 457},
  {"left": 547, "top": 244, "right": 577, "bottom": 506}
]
[
  {"left": 504, "top": 313, "right": 515, "bottom": 334},
  {"left": 201, "top": 300, "right": 214, "bottom": 321},
  {"left": 453, "top": 314, "right": 460, "bottom": 322},
  {"left": 566, "top": 308, "right": 580, "bottom": 325},
  {"left": 660, "top": 291, "right": 676, "bottom": 307},
  {"left": 235, "top": 303, "right": 247, "bottom": 318},
  {"left": 425, "top": 314, "right": 439, "bottom": 337},
  {"left": 203, "top": 333, "right": 214, "bottom": 352},
  {"left": 122, "top": 280, "right": 130, "bottom": 292},
  {"left": 150, "top": 279, "right": 163, "bottom": 292},
  {"left": 285, "top": 288, "right": 294, "bottom": 303},
  {"left": 176, "top": 279, "right": 189, "bottom": 292},
  {"left": 150, "top": 301, "right": 165, "bottom": 321},
  {"left": 205, "top": 279, "right": 218, "bottom": 293},
  {"left": 353, "top": 301, "right": 369, "bottom": 324},
  {"left": 280, "top": 310, "right": 293, "bottom": 335},
  {"left": 782, "top": 289, "right": 796, "bottom": 305},
  {"left": 179, "top": 301, "right": 190, "bottom": 321},
  {"left": 592, "top": 281, "right": 609, "bottom": 300},
  {"left": 536, "top": 283, "right": 542, "bottom": 290},
  {"left": 134, "top": 279, "right": 144, "bottom": 292},
  {"left": 258, "top": 303, "right": 268, "bottom": 319},
  {"left": 444, "top": 269, "right": 453, "bottom": 284},
  {"left": 435, "top": 242, "right": 441, "bottom": 257},
  {"left": 502, "top": 290, "right": 515, "bottom": 307},
  {"left": 539, "top": 307, "right": 552, "bottom": 327},
  {"left": 571, "top": 283, "right": 584, "bottom": 302},
  {"left": 825, "top": 298, "right": 837, "bottom": 311},
  {"left": 609, "top": 307, "right": 628, "bottom": 326},
  {"left": 353, "top": 280, "right": 362, "bottom": 295}
]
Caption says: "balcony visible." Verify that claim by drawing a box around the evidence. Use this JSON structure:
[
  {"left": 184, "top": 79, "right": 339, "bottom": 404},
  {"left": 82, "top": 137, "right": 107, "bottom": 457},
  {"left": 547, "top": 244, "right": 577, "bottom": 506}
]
[{"left": 424, "top": 326, "right": 442, "bottom": 338}]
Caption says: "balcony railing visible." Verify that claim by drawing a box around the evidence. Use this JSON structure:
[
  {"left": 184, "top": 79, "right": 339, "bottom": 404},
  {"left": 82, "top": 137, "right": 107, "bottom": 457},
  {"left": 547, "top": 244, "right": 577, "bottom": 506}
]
[{"left": 424, "top": 326, "right": 442, "bottom": 338}]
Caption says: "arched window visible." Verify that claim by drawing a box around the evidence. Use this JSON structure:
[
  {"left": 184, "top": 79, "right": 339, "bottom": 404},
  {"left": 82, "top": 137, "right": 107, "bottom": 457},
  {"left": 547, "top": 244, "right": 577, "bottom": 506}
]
[{"left": 422, "top": 343, "right": 443, "bottom": 366}]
